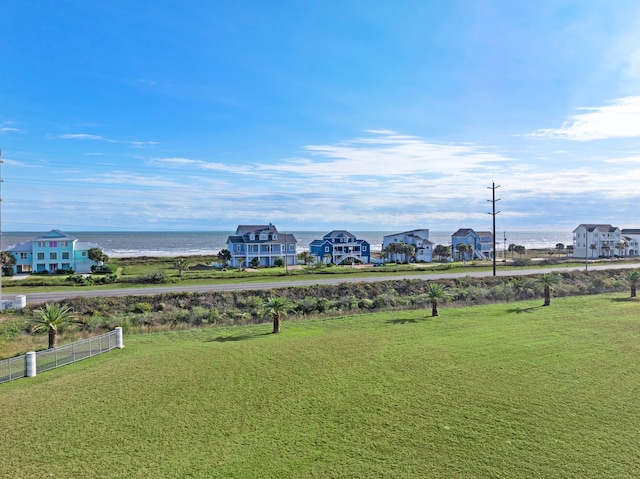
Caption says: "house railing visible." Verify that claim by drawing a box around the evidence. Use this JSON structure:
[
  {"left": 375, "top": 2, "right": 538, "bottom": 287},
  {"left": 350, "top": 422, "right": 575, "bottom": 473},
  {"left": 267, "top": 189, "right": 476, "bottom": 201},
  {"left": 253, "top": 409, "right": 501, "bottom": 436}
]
[{"left": 0, "top": 327, "right": 123, "bottom": 385}]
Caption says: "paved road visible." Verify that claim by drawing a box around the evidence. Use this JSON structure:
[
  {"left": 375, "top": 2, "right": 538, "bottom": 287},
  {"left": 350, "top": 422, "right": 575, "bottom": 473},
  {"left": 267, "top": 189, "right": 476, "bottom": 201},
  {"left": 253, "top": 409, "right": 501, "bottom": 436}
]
[{"left": 15, "top": 262, "right": 640, "bottom": 305}]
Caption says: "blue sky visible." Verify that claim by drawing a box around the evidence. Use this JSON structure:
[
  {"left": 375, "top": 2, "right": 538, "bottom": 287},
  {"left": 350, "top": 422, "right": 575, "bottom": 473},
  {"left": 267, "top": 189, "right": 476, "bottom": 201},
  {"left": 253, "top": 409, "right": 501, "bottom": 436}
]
[{"left": 2, "top": 1, "right": 640, "bottom": 232}]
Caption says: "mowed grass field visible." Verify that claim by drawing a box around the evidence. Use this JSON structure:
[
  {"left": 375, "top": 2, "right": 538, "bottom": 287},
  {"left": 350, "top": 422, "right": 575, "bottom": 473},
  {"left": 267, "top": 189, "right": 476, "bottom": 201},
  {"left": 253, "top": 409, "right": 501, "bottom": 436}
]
[{"left": 1, "top": 294, "right": 639, "bottom": 478}]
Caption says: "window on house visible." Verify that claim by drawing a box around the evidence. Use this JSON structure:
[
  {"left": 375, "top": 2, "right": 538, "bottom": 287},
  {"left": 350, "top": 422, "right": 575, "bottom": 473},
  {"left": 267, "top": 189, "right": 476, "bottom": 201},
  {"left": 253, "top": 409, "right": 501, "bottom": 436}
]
[
  {"left": 62, "top": 252, "right": 70, "bottom": 260},
  {"left": 50, "top": 252, "right": 57, "bottom": 260},
  {"left": 82, "top": 252, "right": 87, "bottom": 256},
  {"left": 236, "top": 245, "right": 241, "bottom": 252},
  {"left": 363, "top": 246, "right": 367, "bottom": 251},
  {"left": 325, "top": 246, "right": 329, "bottom": 252},
  {"left": 37, "top": 253, "right": 45, "bottom": 260},
  {"left": 260, "top": 234, "right": 267, "bottom": 240},
  {"left": 20, "top": 253, "right": 28, "bottom": 259},
  {"left": 249, "top": 234, "right": 255, "bottom": 240},
  {"left": 289, "top": 244, "right": 294, "bottom": 251},
  {"left": 61, "top": 241, "right": 68, "bottom": 247},
  {"left": 62, "top": 263, "right": 70, "bottom": 269},
  {"left": 49, "top": 241, "right": 57, "bottom": 247},
  {"left": 38, "top": 242, "right": 46, "bottom": 248},
  {"left": 272, "top": 234, "right": 277, "bottom": 240}
]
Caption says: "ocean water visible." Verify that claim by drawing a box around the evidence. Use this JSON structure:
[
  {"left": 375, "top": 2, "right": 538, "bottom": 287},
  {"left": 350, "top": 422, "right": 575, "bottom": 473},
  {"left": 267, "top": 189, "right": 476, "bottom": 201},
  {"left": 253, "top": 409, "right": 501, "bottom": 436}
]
[{"left": 0, "top": 230, "right": 574, "bottom": 258}]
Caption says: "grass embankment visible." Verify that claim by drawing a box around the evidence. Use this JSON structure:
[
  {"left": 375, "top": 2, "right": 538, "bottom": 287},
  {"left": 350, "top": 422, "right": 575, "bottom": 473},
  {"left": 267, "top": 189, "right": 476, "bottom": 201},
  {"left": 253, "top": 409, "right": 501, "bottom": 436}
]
[
  {"left": 1, "top": 294, "right": 639, "bottom": 478},
  {"left": 1, "top": 253, "right": 619, "bottom": 294}
]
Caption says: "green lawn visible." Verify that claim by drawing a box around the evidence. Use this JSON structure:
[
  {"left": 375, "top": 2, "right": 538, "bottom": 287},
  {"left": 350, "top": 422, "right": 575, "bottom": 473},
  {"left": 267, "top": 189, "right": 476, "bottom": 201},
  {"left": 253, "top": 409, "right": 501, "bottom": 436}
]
[{"left": 1, "top": 294, "right": 639, "bottom": 478}]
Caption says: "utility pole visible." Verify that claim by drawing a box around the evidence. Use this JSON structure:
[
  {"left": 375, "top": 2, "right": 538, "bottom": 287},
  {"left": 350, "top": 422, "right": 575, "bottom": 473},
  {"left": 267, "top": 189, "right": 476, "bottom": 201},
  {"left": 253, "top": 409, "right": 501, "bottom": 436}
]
[{"left": 487, "top": 182, "right": 501, "bottom": 277}]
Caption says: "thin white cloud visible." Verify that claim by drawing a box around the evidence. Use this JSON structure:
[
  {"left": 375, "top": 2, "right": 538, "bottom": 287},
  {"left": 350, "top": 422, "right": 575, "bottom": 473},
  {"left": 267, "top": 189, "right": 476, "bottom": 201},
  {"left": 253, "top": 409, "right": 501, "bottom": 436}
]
[
  {"left": 530, "top": 96, "right": 640, "bottom": 140},
  {"left": 58, "top": 133, "right": 115, "bottom": 142},
  {"left": 259, "top": 130, "right": 510, "bottom": 177},
  {"left": 127, "top": 141, "right": 160, "bottom": 148}
]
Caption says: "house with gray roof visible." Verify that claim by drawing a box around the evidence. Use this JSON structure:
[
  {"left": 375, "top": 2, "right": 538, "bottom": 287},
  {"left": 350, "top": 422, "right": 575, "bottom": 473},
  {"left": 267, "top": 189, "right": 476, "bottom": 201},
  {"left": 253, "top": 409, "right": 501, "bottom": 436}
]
[
  {"left": 382, "top": 229, "right": 433, "bottom": 262},
  {"left": 309, "top": 230, "right": 370, "bottom": 265},
  {"left": 572, "top": 224, "right": 621, "bottom": 258},
  {"left": 5, "top": 230, "right": 99, "bottom": 274},
  {"left": 226, "top": 223, "right": 297, "bottom": 268},
  {"left": 451, "top": 228, "right": 493, "bottom": 260}
]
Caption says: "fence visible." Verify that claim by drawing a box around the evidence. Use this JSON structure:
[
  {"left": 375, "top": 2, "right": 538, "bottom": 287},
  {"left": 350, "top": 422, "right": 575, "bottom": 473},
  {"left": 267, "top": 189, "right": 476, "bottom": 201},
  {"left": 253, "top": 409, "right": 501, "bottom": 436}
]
[{"left": 0, "top": 327, "right": 123, "bottom": 385}]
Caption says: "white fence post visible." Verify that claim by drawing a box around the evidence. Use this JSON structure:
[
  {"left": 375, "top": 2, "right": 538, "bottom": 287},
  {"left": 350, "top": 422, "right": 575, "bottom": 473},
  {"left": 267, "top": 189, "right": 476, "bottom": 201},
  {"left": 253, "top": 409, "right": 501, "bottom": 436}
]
[
  {"left": 25, "top": 352, "right": 37, "bottom": 377},
  {"left": 115, "top": 327, "right": 124, "bottom": 349}
]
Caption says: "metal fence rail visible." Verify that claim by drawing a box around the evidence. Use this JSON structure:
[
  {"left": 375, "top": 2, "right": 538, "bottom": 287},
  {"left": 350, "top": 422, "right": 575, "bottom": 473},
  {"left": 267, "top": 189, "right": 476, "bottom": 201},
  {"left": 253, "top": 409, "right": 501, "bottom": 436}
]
[
  {"left": 36, "top": 330, "right": 118, "bottom": 373},
  {"left": 0, "top": 328, "right": 122, "bottom": 385},
  {"left": 0, "top": 355, "right": 27, "bottom": 384}
]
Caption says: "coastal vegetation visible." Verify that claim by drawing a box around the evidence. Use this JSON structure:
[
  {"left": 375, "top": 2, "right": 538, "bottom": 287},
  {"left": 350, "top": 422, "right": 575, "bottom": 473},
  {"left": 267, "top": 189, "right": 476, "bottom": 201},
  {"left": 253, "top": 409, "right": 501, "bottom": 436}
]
[
  {"left": 1, "top": 294, "right": 639, "bottom": 478},
  {"left": 1, "top": 267, "right": 638, "bottom": 357}
]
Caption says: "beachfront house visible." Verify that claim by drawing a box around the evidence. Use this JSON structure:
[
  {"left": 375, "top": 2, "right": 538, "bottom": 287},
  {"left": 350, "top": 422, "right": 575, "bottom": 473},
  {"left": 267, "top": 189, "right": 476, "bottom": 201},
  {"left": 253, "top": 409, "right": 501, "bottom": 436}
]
[
  {"left": 572, "top": 224, "right": 622, "bottom": 258},
  {"left": 382, "top": 229, "right": 433, "bottom": 262},
  {"left": 226, "top": 224, "right": 297, "bottom": 268},
  {"left": 620, "top": 229, "right": 640, "bottom": 256},
  {"left": 5, "top": 230, "right": 99, "bottom": 274},
  {"left": 310, "top": 230, "right": 370, "bottom": 265},
  {"left": 451, "top": 228, "right": 493, "bottom": 260}
]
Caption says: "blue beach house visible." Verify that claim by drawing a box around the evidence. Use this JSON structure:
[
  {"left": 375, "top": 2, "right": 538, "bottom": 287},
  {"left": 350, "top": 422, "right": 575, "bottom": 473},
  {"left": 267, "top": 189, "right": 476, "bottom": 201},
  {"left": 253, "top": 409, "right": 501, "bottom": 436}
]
[
  {"left": 451, "top": 228, "right": 494, "bottom": 260},
  {"left": 226, "top": 224, "right": 297, "bottom": 268},
  {"left": 6, "top": 230, "right": 99, "bottom": 274},
  {"left": 309, "top": 230, "right": 370, "bottom": 265}
]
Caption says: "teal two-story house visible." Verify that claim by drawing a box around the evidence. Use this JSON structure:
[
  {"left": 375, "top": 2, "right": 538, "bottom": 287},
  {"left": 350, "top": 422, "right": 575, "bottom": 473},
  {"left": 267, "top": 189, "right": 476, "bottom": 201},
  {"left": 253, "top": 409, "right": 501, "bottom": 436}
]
[{"left": 6, "top": 230, "right": 99, "bottom": 274}]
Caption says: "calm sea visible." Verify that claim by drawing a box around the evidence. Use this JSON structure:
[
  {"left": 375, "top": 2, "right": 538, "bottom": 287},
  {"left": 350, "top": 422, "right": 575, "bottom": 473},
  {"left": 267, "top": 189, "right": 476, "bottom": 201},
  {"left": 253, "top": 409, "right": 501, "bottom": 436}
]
[{"left": 0, "top": 231, "right": 574, "bottom": 258}]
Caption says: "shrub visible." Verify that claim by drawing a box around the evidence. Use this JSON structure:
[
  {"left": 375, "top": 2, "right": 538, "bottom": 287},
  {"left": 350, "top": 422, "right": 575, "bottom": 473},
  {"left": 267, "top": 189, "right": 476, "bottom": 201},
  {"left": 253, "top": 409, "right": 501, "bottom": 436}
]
[{"left": 130, "top": 302, "right": 153, "bottom": 314}]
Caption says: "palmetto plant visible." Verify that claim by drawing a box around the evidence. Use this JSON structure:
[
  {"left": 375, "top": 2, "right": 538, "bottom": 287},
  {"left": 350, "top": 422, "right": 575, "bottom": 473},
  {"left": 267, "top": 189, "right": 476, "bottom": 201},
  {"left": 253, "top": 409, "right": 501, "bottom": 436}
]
[
  {"left": 537, "top": 273, "right": 560, "bottom": 306},
  {"left": 623, "top": 270, "right": 640, "bottom": 298},
  {"left": 264, "top": 296, "right": 295, "bottom": 333},
  {"left": 31, "top": 303, "right": 75, "bottom": 349},
  {"left": 425, "top": 283, "right": 449, "bottom": 317}
]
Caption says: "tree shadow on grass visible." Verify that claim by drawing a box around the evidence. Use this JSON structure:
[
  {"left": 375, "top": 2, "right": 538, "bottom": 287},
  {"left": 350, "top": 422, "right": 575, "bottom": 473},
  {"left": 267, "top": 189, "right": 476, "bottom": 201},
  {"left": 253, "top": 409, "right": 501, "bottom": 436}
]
[
  {"left": 386, "top": 316, "right": 434, "bottom": 324},
  {"left": 506, "top": 305, "right": 543, "bottom": 314},
  {"left": 207, "top": 332, "right": 273, "bottom": 342},
  {"left": 610, "top": 297, "right": 637, "bottom": 303}
]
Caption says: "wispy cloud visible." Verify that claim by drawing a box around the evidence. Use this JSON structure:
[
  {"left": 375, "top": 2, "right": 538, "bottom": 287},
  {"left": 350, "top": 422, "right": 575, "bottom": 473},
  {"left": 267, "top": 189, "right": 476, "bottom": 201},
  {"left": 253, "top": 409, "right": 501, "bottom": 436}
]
[
  {"left": 1, "top": 121, "right": 21, "bottom": 133},
  {"left": 529, "top": 96, "right": 640, "bottom": 140},
  {"left": 259, "top": 130, "right": 511, "bottom": 177},
  {"left": 58, "top": 133, "right": 115, "bottom": 141}
]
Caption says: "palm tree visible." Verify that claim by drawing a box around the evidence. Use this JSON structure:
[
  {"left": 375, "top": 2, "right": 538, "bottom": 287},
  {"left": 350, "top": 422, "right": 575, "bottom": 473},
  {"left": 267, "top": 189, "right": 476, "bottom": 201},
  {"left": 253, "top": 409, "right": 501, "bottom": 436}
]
[
  {"left": 174, "top": 258, "right": 188, "bottom": 277},
  {"left": 88, "top": 247, "right": 109, "bottom": 266},
  {"left": 31, "top": 303, "right": 75, "bottom": 349},
  {"left": 537, "top": 273, "right": 559, "bottom": 306},
  {"left": 405, "top": 244, "right": 417, "bottom": 263},
  {"left": 623, "top": 270, "right": 640, "bottom": 298},
  {"left": 589, "top": 244, "right": 597, "bottom": 258},
  {"left": 0, "top": 250, "right": 16, "bottom": 275},
  {"left": 298, "top": 251, "right": 314, "bottom": 265},
  {"left": 434, "top": 244, "right": 450, "bottom": 261},
  {"left": 425, "top": 283, "right": 448, "bottom": 316},
  {"left": 264, "top": 296, "right": 295, "bottom": 333},
  {"left": 508, "top": 243, "right": 516, "bottom": 259},
  {"left": 616, "top": 240, "right": 628, "bottom": 258},
  {"left": 456, "top": 243, "right": 468, "bottom": 264},
  {"left": 217, "top": 249, "right": 232, "bottom": 267},
  {"left": 466, "top": 243, "right": 474, "bottom": 261}
]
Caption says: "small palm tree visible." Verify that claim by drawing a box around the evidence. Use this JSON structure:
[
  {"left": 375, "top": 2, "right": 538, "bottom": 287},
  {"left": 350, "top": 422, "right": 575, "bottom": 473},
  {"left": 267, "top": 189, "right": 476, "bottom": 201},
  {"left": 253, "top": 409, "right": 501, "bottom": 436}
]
[
  {"left": 624, "top": 270, "right": 640, "bottom": 298},
  {"left": 425, "top": 282, "right": 448, "bottom": 317},
  {"left": 31, "top": 303, "right": 75, "bottom": 349},
  {"left": 217, "top": 249, "right": 232, "bottom": 267},
  {"left": 174, "top": 258, "right": 189, "bottom": 277},
  {"left": 264, "top": 296, "right": 295, "bottom": 333},
  {"left": 456, "top": 244, "right": 468, "bottom": 264},
  {"left": 537, "top": 273, "right": 559, "bottom": 306},
  {"left": 0, "top": 250, "right": 16, "bottom": 275}
]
